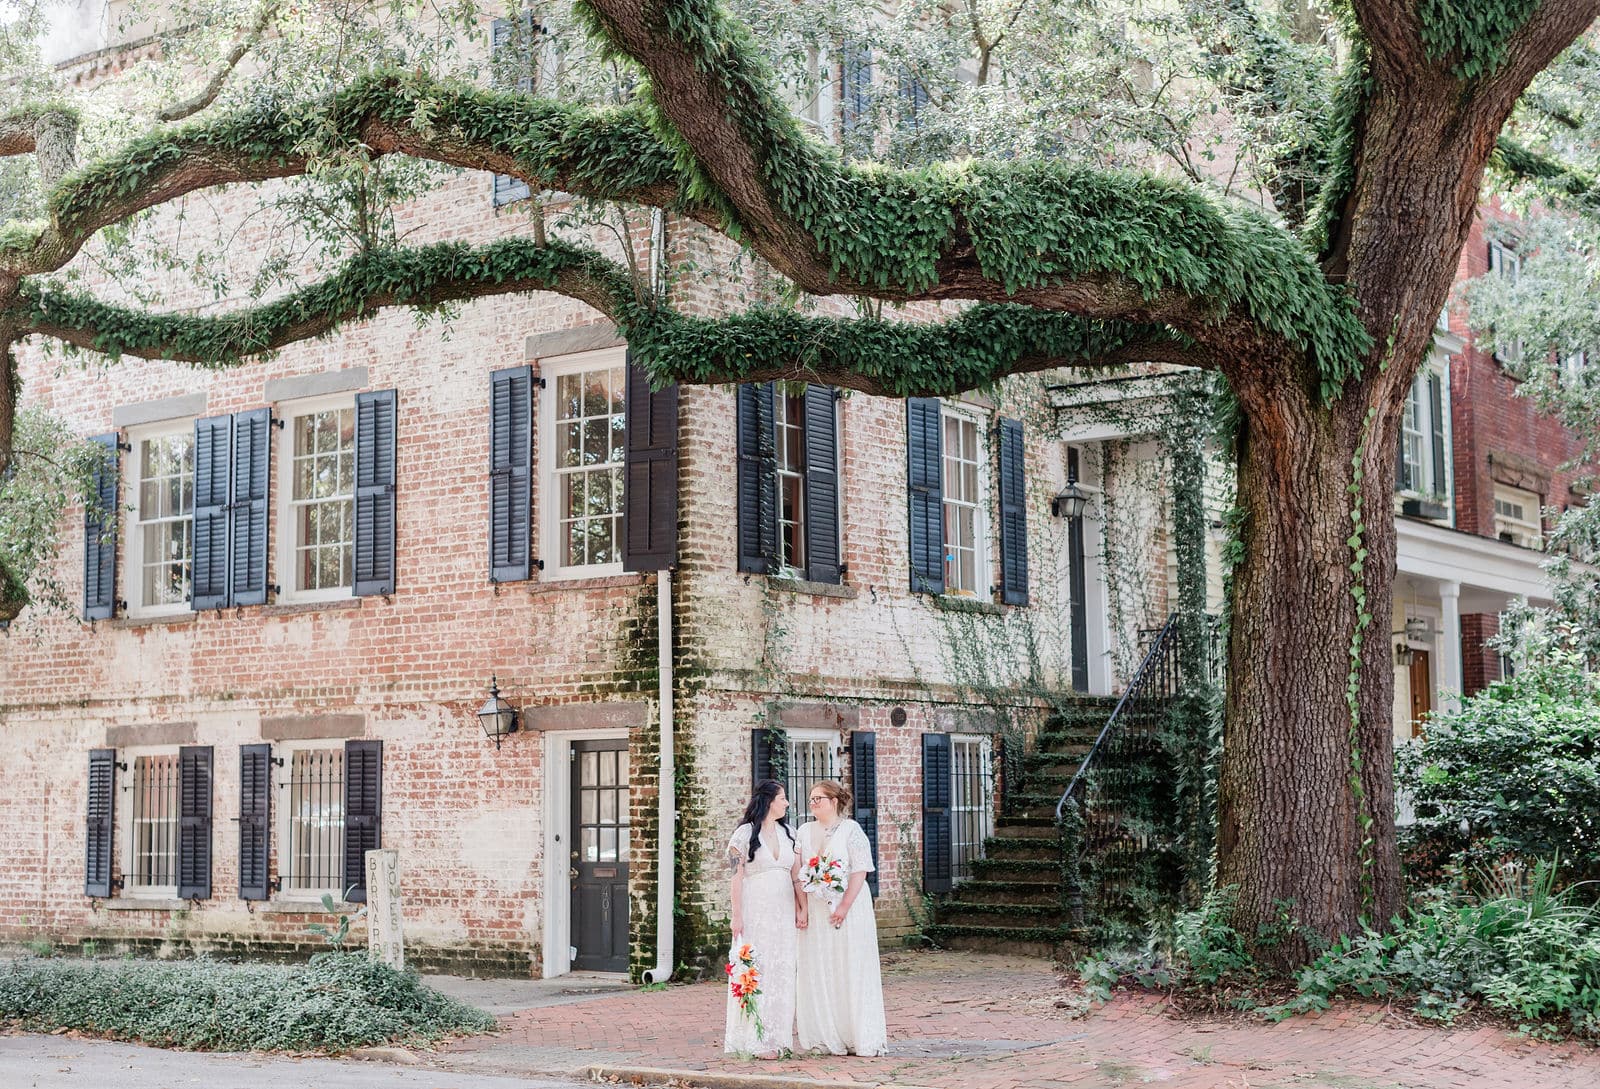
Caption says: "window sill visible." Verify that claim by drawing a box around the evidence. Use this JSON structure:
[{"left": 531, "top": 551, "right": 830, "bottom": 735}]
[
  {"left": 767, "top": 576, "right": 857, "bottom": 601},
  {"left": 101, "top": 897, "right": 190, "bottom": 911},
  {"left": 111, "top": 611, "right": 196, "bottom": 629},
  {"left": 933, "top": 596, "right": 1005, "bottom": 617},
  {"left": 527, "top": 572, "right": 650, "bottom": 595},
  {"left": 261, "top": 597, "right": 362, "bottom": 617},
  {"left": 259, "top": 899, "right": 350, "bottom": 916}
]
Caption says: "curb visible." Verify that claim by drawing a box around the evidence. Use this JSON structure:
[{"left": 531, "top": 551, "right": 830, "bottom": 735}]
[{"left": 587, "top": 1064, "right": 938, "bottom": 1089}]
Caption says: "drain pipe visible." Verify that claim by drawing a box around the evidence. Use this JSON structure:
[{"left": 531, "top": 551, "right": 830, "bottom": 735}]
[{"left": 642, "top": 567, "right": 675, "bottom": 984}]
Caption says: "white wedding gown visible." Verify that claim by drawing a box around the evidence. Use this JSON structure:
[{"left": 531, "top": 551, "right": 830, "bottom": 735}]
[
  {"left": 723, "top": 822, "right": 798, "bottom": 1055},
  {"left": 795, "top": 818, "right": 887, "bottom": 1055}
]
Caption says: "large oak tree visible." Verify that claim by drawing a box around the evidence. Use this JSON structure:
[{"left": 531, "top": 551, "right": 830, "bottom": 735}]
[{"left": 4, "top": 0, "right": 1598, "bottom": 965}]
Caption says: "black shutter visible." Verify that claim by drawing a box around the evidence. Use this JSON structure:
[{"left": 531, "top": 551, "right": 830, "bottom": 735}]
[
  {"left": 623, "top": 359, "right": 679, "bottom": 572},
  {"left": 343, "top": 739, "right": 382, "bottom": 902},
  {"left": 354, "top": 390, "right": 397, "bottom": 597},
  {"left": 841, "top": 41, "right": 872, "bottom": 138},
  {"left": 229, "top": 408, "right": 271, "bottom": 607},
  {"left": 191, "top": 414, "right": 233, "bottom": 610},
  {"left": 998, "top": 417, "right": 1029, "bottom": 605},
  {"left": 85, "top": 749, "right": 116, "bottom": 898},
  {"left": 906, "top": 398, "right": 944, "bottom": 594},
  {"left": 802, "top": 385, "right": 841, "bottom": 584},
  {"left": 751, "top": 727, "right": 783, "bottom": 788},
  {"left": 851, "top": 731, "right": 879, "bottom": 897},
  {"left": 1428, "top": 373, "right": 1447, "bottom": 498},
  {"left": 490, "top": 15, "right": 536, "bottom": 206},
  {"left": 921, "top": 732, "right": 952, "bottom": 894},
  {"left": 239, "top": 743, "right": 272, "bottom": 901},
  {"left": 82, "top": 433, "right": 119, "bottom": 620},
  {"left": 177, "top": 745, "right": 213, "bottom": 900},
  {"left": 736, "top": 383, "right": 777, "bottom": 573},
  {"left": 489, "top": 366, "right": 534, "bottom": 582}
]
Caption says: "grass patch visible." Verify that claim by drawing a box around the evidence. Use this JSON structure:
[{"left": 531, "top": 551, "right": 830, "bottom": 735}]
[{"left": 0, "top": 951, "right": 497, "bottom": 1052}]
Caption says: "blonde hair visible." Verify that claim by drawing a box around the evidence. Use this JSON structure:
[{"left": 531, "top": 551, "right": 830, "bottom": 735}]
[{"left": 809, "top": 779, "right": 853, "bottom": 817}]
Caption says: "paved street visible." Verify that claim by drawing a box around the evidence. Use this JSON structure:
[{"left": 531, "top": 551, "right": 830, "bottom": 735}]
[{"left": 5, "top": 950, "right": 1598, "bottom": 1089}]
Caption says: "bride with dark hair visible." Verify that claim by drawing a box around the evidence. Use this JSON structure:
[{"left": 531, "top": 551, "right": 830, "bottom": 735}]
[{"left": 723, "top": 778, "right": 808, "bottom": 1058}]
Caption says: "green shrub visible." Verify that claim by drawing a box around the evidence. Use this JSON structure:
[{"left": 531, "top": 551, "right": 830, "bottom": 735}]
[
  {"left": 1171, "top": 886, "right": 1256, "bottom": 984},
  {"left": 0, "top": 952, "right": 496, "bottom": 1051},
  {"left": 1397, "top": 653, "right": 1600, "bottom": 888},
  {"left": 1292, "top": 859, "right": 1600, "bottom": 1036}
]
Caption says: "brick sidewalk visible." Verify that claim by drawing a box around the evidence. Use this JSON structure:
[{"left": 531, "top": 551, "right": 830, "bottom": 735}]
[{"left": 433, "top": 950, "right": 1599, "bottom": 1088}]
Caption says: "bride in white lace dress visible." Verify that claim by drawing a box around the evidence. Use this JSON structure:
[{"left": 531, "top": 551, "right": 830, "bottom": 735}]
[
  {"left": 724, "top": 779, "right": 808, "bottom": 1057},
  {"left": 795, "top": 779, "right": 887, "bottom": 1056}
]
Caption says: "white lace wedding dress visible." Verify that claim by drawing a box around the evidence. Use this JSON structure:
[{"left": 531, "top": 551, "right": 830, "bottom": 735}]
[
  {"left": 795, "top": 818, "right": 887, "bottom": 1056},
  {"left": 723, "top": 822, "right": 798, "bottom": 1055}
]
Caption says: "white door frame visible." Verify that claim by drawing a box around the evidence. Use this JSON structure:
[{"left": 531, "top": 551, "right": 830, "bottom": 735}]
[{"left": 541, "top": 727, "right": 630, "bottom": 978}]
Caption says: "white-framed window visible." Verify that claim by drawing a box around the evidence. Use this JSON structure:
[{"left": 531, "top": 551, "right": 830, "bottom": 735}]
[
  {"left": 773, "top": 385, "right": 807, "bottom": 572},
  {"left": 783, "top": 45, "right": 836, "bottom": 138},
  {"left": 276, "top": 395, "right": 356, "bottom": 602},
  {"left": 1493, "top": 485, "right": 1543, "bottom": 549},
  {"left": 540, "top": 348, "right": 627, "bottom": 578},
  {"left": 1395, "top": 362, "right": 1451, "bottom": 515},
  {"left": 1563, "top": 350, "right": 1591, "bottom": 388},
  {"left": 125, "top": 421, "right": 195, "bottom": 617},
  {"left": 1488, "top": 240, "right": 1524, "bottom": 364},
  {"left": 941, "top": 404, "right": 991, "bottom": 599},
  {"left": 950, "top": 735, "right": 993, "bottom": 884},
  {"left": 1401, "top": 383, "right": 1427, "bottom": 493},
  {"left": 276, "top": 742, "right": 346, "bottom": 899},
  {"left": 783, "top": 729, "right": 840, "bottom": 827},
  {"left": 120, "top": 748, "right": 180, "bottom": 897}
]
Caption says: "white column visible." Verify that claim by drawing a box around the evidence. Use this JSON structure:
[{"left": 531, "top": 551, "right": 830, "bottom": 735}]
[{"left": 1438, "top": 580, "right": 1463, "bottom": 712}]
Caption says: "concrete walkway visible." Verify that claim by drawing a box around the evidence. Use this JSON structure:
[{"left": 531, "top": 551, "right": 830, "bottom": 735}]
[{"left": 416, "top": 949, "right": 1599, "bottom": 1089}]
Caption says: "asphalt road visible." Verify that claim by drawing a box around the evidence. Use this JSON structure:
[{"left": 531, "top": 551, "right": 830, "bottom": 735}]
[{"left": 0, "top": 1035, "right": 589, "bottom": 1089}]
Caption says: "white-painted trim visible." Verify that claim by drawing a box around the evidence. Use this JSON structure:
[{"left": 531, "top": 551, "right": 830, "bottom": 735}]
[
  {"left": 1395, "top": 518, "right": 1552, "bottom": 602},
  {"left": 937, "top": 401, "right": 993, "bottom": 603},
  {"left": 123, "top": 419, "right": 195, "bottom": 619},
  {"left": 117, "top": 745, "right": 181, "bottom": 900},
  {"left": 271, "top": 739, "right": 347, "bottom": 902},
  {"left": 538, "top": 347, "right": 629, "bottom": 581},
  {"left": 782, "top": 727, "right": 841, "bottom": 828},
  {"left": 275, "top": 393, "right": 358, "bottom": 604},
  {"left": 541, "top": 727, "right": 629, "bottom": 979}
]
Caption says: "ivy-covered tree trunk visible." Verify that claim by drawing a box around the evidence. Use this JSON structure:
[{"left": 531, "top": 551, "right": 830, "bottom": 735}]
[{"left": 1217, "top": 375, "right": 1404, "bottom": 967}]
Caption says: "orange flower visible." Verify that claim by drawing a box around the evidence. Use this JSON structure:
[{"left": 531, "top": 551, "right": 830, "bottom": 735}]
[{"left": 737, "top": 943, "right": 753, "bottom": 960}]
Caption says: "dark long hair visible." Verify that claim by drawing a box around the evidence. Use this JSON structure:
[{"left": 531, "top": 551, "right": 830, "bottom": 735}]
[{"left": 740, "top": 778, "right": 795, "bottom": 862}]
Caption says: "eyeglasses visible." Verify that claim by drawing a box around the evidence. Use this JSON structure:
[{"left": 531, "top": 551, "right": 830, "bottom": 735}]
[{"left": 808, "top": 796, "right": 828, "bottom": 805}]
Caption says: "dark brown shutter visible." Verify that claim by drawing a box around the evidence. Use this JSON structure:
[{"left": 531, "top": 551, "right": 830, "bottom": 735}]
[
  {"left": 354, "top": 390, "right": 397, "bottom": 597},
  {"left": 489, "top": 366, "right": 534, "bottom": 582},
  {"left": 82, "top": 434, "right": 120, "bottom": 621},
  {"left": 906, "top": 398, "right": 944, "bottom": 594},
  {"left": 622, "top": 358, "right": 679, "bottom": 572},
  {"left": 921, "top": 732, "right": 952, "bottom": 894},
  {"left": 802, "top": 385, "right": 841, "bottom": 584},
  {"left": 177, "top": 745, "right": 213, "bottom": 900},
  {"left": 85, "top": 749, "right": 116, "bottom": 897},
  {"left": 191, "top": 414, "right": 233, "bottom": 610},
  {"left": 751, "top": 727, "right": 783, "bottom": 789},
  {"left": 239, "top": 744, "right": 272, "bottom": 901},
  {"left": 851, "top": 731, "right": 879, "bottom": 897},
  {"left": 737, "top": 383, "right": 777, "bottom": 573},
  {"left": 998, "top": 417, "right": 1028, "bottom": 605},
  {"left": 490, "top": 14, "right": 536, "bottom": 205},
  {"left": 229, "top": 408, "right": 272, "bottom": 607},
  {"left": 343, "top": 739, "right": 382, "bottom": 902}
]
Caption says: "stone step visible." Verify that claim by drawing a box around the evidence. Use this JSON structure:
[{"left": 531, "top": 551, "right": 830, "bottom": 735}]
[
  {"left": 991, "top": 820, "right": 1059, "bottom": 840},
  {"left": 952, "top": 879, "right": 1063, "bottom": 906},
  {"left": 981, "top": 836, "right": 1061, "bottom": 861},
  {"left": 934, "top": 900, "right": 1073, "bottom": 929},
  {"left": 969, "top": 856, "right": 1059, "bottom": 882},
  {"left": 924, "top": 923, "right": 1075, "bottom": 959}
]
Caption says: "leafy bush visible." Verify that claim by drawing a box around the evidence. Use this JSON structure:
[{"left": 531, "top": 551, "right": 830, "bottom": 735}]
[
  {"left": 1397, "top": 652, "right": 1600, "bottom": 887},
  {"left": 0, "top": 952, "right": 496, "bottom": 1051},
  {"left": 1171, "top": 886, "right": 1256, "bottom": 983},
  {"left": 1292, "top": 859, "right": 1600, "bottom": 1036}
]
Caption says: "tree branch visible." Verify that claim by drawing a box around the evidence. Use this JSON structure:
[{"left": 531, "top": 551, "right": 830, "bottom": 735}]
[
  {"left": 156, "top": 2, "right": 283, "bottom": 123},
  {"left": 8, "top": 238, "right": 638, "bottom": 366}
]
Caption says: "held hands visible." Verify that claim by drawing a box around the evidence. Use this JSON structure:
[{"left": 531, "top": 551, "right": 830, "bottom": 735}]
[{"left": 796, "top": 905, "right": 808, "bottom": 930}]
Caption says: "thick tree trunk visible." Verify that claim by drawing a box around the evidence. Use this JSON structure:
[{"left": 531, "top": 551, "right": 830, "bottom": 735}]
[{"left": 1216, "top": 379, "right": 1403, "bottom": 969}]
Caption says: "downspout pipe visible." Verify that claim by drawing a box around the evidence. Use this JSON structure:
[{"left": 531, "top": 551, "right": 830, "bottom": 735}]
[{"left": 642, "top": 567, "right": 675, "bottom": 983}]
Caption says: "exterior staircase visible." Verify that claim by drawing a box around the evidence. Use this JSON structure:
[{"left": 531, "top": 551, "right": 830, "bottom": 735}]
[{"left": 923, "top": 697, "right": 1117, "bottom": 956}]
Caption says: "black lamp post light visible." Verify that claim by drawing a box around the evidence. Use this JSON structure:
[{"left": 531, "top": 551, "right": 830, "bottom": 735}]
[{"left": 476, "top": 676, "right": 520, "bottom": 749}]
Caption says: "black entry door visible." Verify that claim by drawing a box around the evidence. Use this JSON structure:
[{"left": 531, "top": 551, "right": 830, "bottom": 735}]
[{"left": 570, "top": 740, "right": 630, "bottom": 972}]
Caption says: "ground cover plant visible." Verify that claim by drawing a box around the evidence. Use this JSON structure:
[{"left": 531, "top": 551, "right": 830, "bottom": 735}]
[{"left": 0, "top": 951, "right": 496, "bottom": 1051}]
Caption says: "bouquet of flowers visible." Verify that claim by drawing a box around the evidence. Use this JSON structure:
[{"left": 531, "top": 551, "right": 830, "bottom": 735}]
[
  {"left": 726, "top": 941, "right": 765, "bottom": 1040},
  {"left": 800, "top": 853, "right": 848, "bottom": 906}
]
